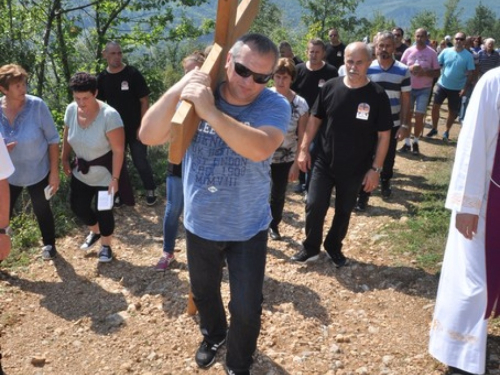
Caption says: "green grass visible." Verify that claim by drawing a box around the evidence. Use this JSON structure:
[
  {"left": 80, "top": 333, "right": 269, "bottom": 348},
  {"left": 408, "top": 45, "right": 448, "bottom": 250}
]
[{"left": 385, "top": 159, "right": 453, "bottom": 272}]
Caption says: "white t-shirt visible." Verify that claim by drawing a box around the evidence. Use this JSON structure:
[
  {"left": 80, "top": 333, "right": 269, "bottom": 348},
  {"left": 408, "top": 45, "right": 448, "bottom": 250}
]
[
  {"left": 64, "top": 100, "right": 123, "bottom": 186},
  {"left": 0, "top": 137, "right": 15, "bottom": 180}
]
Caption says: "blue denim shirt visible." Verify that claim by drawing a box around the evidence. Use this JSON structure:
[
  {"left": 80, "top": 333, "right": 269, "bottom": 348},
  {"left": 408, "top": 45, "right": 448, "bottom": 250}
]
[{"left": 0, "top": 95, "right": 59, "bottom": 186}]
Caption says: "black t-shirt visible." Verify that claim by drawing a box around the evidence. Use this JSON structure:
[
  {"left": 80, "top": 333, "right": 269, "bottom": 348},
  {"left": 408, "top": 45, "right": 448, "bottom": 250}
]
[
  {"left": 293, "top": 56, "right": 304, "bottom": 65},
  {"left": 394, "top": 44, "right": 408, "bottom": 61},
  {"left": 325, "top": 42, "right": 346, "bottom": 69},
  {"left": 97, "top": 65, "right": 150, "bottom": 139},
  {"left": 312, "top": 77, "right": 393, "bottom": 176},
  {"left": 291, "top": 63, "right": 338, "bottom": 109}
]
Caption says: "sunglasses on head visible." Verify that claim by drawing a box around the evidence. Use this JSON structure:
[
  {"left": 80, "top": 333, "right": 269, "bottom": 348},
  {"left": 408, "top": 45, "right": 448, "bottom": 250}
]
[{"left": 234, "top": 62, "right": 273, "bottom": 84}]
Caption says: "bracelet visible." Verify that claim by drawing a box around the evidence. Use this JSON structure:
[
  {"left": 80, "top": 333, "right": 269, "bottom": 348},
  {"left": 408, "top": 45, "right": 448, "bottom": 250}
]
[
  {"left": 400, "top": 124, "right": 409, "bottom": 129},
  {"left": 112, "top": 176, "right": 119, "bottom": 181}
]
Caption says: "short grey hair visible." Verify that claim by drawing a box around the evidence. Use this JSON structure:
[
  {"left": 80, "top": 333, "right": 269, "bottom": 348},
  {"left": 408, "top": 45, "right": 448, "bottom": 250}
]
[{"left": 230, "top": 33, "right": 279, "bottom": 68}]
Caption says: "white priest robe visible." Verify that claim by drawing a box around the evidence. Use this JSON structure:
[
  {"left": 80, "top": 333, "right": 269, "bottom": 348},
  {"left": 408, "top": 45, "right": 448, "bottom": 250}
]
[{"left": 428, "top": 66, "right": 500, "bottom": 375}]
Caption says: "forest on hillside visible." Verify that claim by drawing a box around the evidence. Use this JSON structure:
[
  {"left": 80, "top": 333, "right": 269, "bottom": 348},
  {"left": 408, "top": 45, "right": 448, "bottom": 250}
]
[{"left": 1, "top": 0, "right": 499, "bottom": 116}]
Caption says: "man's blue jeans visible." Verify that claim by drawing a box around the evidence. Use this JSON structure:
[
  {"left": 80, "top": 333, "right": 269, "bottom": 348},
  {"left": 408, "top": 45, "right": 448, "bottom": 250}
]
[
  {"left": 163, "top": 175, "right": 183, "bottom": 254},
  {"left": 186, "top": 229, "right": 267, "bottom": 372}
]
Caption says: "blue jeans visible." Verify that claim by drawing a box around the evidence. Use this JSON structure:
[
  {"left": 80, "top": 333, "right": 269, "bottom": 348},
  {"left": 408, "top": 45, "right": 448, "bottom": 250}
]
[
  {"left": 186, "top": 229, "right": 267, "bottom": 372},
  {"left": 163, "top": 175, "right": 183, "bottom": 254},
  {"left": 127, "top": 137, "right": 156, "bottom": 191}
]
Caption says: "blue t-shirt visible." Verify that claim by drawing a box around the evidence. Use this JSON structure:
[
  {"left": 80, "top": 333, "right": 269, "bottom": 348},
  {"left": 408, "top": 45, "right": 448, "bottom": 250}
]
[
  {"left": 0, "top": 95, "right": 59, "bottom": 186},
  {"left": 438, "top": 48, "right": 475, "bottom": 90},
  {"left": 183, "top": 86, "right": 290, "bottom": 241}
]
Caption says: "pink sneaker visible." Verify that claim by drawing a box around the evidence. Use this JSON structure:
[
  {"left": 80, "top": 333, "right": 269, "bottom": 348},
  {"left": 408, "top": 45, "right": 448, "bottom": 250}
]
[{"left": 154, "top": 253, "right": 175, "bottom": 271}]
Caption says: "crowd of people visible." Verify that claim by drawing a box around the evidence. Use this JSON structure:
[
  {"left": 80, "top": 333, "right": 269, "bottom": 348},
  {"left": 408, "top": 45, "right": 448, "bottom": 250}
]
[{"left": 1, "top": 26, "right": 499, "bottom": 375}]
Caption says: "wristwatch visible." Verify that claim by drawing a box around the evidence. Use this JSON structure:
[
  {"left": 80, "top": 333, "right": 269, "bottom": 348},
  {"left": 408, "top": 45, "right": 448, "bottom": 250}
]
[
  {"left": 371, "top": 166, "right": 383, "bottom": 173},
  {"left": 0, "top": 226, "right": 12, "bottom": 236}
]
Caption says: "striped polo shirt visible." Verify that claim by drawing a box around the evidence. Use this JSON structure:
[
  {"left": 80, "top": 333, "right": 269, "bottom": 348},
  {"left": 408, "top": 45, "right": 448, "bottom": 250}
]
[{"left": 368, "top": 60, "right": 411, "bottom": 127}]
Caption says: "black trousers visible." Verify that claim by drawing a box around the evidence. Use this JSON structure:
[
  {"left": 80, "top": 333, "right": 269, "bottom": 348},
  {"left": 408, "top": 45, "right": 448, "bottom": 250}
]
[
  {"left": 9, "top": 174, "right": 56, "bottom": 247},
  {"left": 270, "top": 161, "right": 293, "bottom": 230},
  {"left": 303, "top": 158, "right": 364, "bottom": 255},
  {"left": 381, "top": 125, "right": 400, "bottom": 182},
  {"left": 70, "top": 176, "right": 115, "bottom": 236}
]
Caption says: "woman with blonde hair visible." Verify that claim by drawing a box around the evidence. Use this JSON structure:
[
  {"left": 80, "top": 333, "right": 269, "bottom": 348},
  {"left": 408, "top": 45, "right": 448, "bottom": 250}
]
[
  {"left": 268, "top": 58, "right": 309, "bottom": 240},
  {"left": 0, "top": 64, "right": 60, "bottom": 260},
  {"left": 154, "top": 50, "right": 206, "bottom": 271}
]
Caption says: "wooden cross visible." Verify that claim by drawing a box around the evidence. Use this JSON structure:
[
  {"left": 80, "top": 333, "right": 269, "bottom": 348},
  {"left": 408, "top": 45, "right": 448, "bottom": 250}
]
[
  {"left": 172, "top": 0, "right": 261, "bottom": 316},
  {"left": 168, "top": 0, "right": 261, "bottom": 165}
]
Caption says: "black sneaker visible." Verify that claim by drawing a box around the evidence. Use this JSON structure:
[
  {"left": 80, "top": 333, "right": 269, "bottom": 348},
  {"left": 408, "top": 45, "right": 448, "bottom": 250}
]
[
  {"left": 446, "top": 366, "right": 475, "bottom": 375},
  {"left": 226, "top": 367, "right": 250, "bottom": 375},
  {"left": 114, "top": 195, "right": 123, "bottom": 208},
  {"left": 195, "top": 338, "right": 226, "bottom": 368},
  {"left": 355, "top": 194, "right": 369, "bottom": 211},
  {"left": 293, "top": 183, "right": 305, "bottom": 193},
  {"left": 398, "top": 144, "right": 411, "bottom": 153},
  {"left": 291, "top": 248, "right": 320, "bottom": 263},
  {"left": 98, "top": 246, "right": 113, "bottom": 263},
  {"left": 80, "top": 232, "right": 101, "bottom": 250},
  {"left": 268, "top": 227, "right": 282, "bottom": 241},
  {"left": 381, "top": 179, "right": 392, "bottom": 198},
  {"left": 41, "top": 245, "right": 56, "bottom": 260},
  {"left": 326, "top": 250, "right": 348, "bottom": 268},
  {"left": 146, "top": 190, "right": 157, "bottom": 206},
  {"left": 425, "top": 128, "right": 438, "bottom": 137},
  {"left": 412, "top": 142, "right": 420, "bottom": 155}
]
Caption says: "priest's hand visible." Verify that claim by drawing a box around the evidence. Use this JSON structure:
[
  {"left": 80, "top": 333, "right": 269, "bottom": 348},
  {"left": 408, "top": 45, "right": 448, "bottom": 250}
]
[{"left": 456, "top": 213, "right": 478, "bottom": 240}]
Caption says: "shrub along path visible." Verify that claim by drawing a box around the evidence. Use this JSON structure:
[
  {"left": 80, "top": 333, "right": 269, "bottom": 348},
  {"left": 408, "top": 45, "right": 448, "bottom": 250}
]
[{"left": 1, "top": 114, "right": 500, "bottom": 375}]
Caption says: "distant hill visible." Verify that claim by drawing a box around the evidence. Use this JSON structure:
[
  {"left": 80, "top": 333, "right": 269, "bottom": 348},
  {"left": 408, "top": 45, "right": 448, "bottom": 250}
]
[{"left": 186, "top": 0, "right": 500, "bottom": 30}]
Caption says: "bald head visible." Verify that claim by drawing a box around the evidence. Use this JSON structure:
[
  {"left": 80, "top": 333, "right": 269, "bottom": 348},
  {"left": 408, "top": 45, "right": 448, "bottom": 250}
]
[
  {"left": 345, "top": 42, "right": 372, "bottom": 61},
  {"left": 344, "top": 42, "right": 372, "bottom": 88}
]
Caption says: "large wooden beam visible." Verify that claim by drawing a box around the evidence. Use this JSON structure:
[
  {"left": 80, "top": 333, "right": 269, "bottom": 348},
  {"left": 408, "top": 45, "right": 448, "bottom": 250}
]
[{"left": 168, "top": 0, "right": 260, "bottom": 165}]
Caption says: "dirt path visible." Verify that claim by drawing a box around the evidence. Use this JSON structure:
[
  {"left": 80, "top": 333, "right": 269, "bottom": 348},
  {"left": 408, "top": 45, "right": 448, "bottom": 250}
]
[{"left": 1, "top": 117, "right": 500, "bottom": 375}]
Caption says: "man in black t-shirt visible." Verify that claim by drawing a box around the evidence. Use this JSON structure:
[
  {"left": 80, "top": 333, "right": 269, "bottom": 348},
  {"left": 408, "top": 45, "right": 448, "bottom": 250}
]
[
  {"left": 278, "top": 41, "right": 303, "bottom": 66},
  {"left": 392, "top": 27, "right": 408, "bottom": 61},
  {"left": 291, "top": 38, "right": 338, "bottom": 192},
  {"left": 291, "top": 38, "right": 338, "bottom": 109},
  {"left": 97, "top": 41, "right": 157, "bottom": 205},
  {"left": 325, "top": 28, "right": 346, "bottom": 69},
  {"left": 292, "top": 42, "right": 392, "bottom": 266}
]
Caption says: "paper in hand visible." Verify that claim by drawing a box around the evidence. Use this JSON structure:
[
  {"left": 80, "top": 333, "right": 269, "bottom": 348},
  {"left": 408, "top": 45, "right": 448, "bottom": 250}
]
[{"left": 97, "top": 189, "right": 114, "bottom": 211}]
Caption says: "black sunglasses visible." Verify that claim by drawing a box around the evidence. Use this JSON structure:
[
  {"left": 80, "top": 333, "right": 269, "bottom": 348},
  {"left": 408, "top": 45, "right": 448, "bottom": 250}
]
[
  {"left": 455, "top": 37, "right": 465, "bottom": 41},
  {"left": 234, "top": 62, "right": 273, "bottom": 84}
]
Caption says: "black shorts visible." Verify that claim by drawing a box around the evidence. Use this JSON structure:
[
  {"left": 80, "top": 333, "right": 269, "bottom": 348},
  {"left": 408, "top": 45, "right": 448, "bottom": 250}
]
[{"left": 433, "top": 84, "right": 461, "bottom": 114}]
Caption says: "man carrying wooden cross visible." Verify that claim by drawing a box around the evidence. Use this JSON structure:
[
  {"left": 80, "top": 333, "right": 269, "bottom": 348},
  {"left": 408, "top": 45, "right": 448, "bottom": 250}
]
[{"left": 139, "top": 34, "right": 290, "bottom": 374}]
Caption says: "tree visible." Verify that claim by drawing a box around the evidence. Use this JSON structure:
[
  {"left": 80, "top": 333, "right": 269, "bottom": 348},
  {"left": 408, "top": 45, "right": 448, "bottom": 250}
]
[
  {"left": 442, "top": 0, "right": 463, "bottom": 37},
  {"left": 409, "top": 10, "right": 439, "bottom": 41},
  {"left": 298, "top": 0, "right": 363, "bottom": 40},
  {"left": 465, "top": 2, "right": 499, "bottom": 40},
  {"left": 0, "top": 0, "right": 211, "bottom": 111},
  {"left": 360, "top": 12, "right": 396, "bottom": 42}
]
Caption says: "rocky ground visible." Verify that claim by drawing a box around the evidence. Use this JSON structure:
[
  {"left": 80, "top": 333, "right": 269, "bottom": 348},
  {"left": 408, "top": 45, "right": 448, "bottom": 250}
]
[{"left": 1, "top": 117, "right": 500, "bottom": 375}]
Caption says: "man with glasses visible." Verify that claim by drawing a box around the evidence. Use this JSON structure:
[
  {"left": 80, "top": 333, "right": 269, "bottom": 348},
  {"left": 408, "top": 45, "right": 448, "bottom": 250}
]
[
  {"left": 392, "top": 27, "right": 407, "bottom": 61},
  {"left": 292, "top": 42, "right": 391, "bottom": 265},
  {"left": 139, "top": 33, "right": 290, "bottom": 375},
  {"left": 325, "top": 28, "right": 346, "bottom": 69},
  {"left": 426, "top": 32, "right": 475, "bottom": 141}
]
